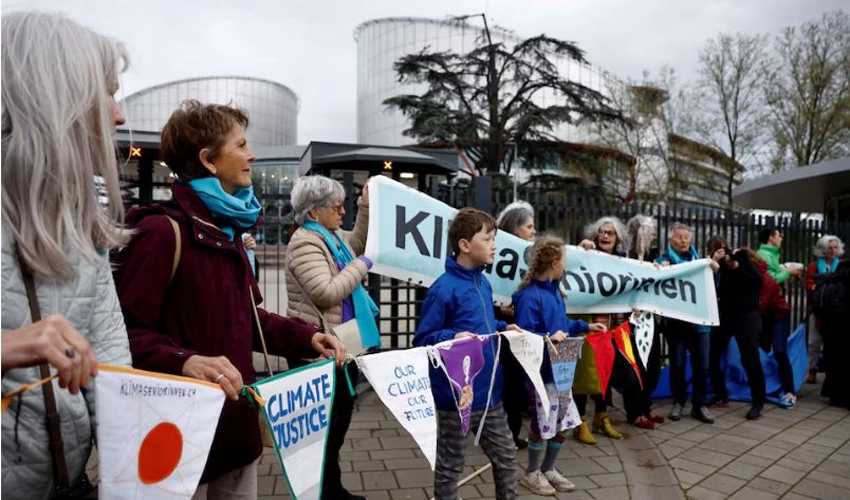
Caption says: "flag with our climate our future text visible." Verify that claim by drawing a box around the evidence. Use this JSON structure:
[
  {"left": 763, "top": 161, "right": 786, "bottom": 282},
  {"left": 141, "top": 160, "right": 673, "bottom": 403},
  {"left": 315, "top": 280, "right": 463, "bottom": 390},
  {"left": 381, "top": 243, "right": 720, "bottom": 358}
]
[{"left": 95, "top": 365, "right": 225, "bottom": 499}]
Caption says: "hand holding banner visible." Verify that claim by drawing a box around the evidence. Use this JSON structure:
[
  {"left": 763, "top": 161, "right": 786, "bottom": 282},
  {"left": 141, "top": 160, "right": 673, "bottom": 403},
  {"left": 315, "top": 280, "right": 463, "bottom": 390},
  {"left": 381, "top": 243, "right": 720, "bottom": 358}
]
[
  {"left": 356, "top": 348, "right": 437, "bottom": 470},
  {"left": 253, "top": 359, "right": 336, "bottom": 500}
]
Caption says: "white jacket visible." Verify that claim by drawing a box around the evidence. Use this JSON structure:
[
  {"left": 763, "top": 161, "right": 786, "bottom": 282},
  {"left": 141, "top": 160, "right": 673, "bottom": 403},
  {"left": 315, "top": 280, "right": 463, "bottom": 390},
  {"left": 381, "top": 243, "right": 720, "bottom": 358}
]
[{"left": 1, "top": 224, "right": 131, "bottom": 499}]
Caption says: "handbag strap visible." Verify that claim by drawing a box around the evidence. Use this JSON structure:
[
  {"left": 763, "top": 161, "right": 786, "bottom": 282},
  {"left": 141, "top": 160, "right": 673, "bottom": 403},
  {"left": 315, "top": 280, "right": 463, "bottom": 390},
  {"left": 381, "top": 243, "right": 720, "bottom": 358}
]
[
  {"left": 16, "top": 250, "right": 71, "bottom": 493},
  {"left": 249, "top": 287, "right": 274, "bottom": 377}
]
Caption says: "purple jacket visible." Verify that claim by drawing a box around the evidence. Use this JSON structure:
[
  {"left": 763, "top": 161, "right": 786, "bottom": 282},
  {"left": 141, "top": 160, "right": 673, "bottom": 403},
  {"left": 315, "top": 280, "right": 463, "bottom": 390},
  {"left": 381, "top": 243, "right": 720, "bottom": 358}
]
[{"left": 113, "top": 183, "right": 320, "bottom": 482}]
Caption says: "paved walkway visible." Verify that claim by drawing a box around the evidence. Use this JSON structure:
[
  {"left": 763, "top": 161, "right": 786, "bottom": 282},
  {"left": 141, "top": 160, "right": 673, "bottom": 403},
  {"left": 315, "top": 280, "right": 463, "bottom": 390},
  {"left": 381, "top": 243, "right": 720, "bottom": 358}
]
[{"left": 256, "top": 380, "right": 850, "bottom": 500}]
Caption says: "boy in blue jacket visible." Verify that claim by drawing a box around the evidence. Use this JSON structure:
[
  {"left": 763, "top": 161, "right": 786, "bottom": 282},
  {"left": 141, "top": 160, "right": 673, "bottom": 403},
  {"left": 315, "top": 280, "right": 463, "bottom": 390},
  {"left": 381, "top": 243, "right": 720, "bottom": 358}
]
[{"left": 414, "top": 208, "right": 519, "bottom": 500}]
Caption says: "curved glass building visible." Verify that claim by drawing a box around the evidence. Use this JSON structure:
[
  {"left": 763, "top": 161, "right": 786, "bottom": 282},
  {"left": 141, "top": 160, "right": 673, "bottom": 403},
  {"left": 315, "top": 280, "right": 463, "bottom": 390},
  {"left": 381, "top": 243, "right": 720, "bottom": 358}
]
[
  {"left": 121, "top": 76, "right": 299, "bottom": 146},
  {"left": 354, "top": 17, "right": 617, "bottom": 147}
]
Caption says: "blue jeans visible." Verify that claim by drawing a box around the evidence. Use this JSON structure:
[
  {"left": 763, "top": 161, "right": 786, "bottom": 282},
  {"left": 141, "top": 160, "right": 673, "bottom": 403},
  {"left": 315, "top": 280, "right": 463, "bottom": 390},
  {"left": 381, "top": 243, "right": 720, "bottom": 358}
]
[
  {"left": 768, "top": 315, "right": 795, "bottom": 394},
  {"left": 666, "top": 319, "right": 710, "bottom": 408}
]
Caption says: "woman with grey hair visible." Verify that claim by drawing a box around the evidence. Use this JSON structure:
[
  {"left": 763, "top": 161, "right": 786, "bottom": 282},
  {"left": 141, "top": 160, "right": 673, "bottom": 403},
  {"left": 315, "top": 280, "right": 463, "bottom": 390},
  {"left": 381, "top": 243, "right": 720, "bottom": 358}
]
[
  {"left": 286, "top": 175, "right": 377, "bottom": 500},
  {"left": 573, "top": 216, "right": 628, "bottom": 444},
  {"left": 1, "top": 11, "right": 132, "bottom": 498},
  {"left": 495, "top": 200, "right": 536, "bottom": 450},
  {"left": 655, "top": 223, "right": 715, "bottom": 424},
  {"left": 497, "top": 200, "right": 536, "bottom": 241},
  {"left": 805, "top": 235, "right": 845, "bottom": 383}
]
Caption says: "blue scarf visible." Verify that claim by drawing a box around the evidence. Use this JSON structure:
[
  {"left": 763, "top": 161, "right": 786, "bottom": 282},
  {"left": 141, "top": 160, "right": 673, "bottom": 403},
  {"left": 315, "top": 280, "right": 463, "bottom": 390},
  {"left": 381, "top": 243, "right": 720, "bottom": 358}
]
[
  {"left": 664, "top": 244, "right": 700, "bottom": 265},
  {"left": 817, "top": 257, "right": 839, "bottom": 275},
  {"left": 188, "top": 178, "right": 261, "bottom": 240},
  {"left": 301, "top": 220, "right": 381, "bottom": 349}
]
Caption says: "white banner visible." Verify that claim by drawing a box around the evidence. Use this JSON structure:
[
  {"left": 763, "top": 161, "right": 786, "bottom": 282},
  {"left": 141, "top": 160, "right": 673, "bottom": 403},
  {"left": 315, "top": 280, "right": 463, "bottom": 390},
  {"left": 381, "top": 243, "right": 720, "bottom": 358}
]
[
  {"left": 631, "top": 311, "right": 655, "bottom": 369},
  {"left": 254, "top": 359, "right": 336, "bottom": 500},
  {"left": 95, "top": 365, "right": 225, "bottom": 499},
  {"left": 356, "top": 348, "right": 437, "bottom": 470},
  {"left": 365, "top": 176, "right": 719, "bottom": 326},
  {"left": 501, "top": 330, "right": 549, "bottom": 411}
]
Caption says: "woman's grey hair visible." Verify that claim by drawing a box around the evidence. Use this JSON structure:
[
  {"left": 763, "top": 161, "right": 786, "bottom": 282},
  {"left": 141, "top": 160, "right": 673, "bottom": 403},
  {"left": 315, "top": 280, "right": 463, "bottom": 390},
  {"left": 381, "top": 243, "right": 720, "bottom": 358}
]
[
  {"left": 626, "top": 214, "right": 657, "bottom": 260},
  {"left": 813, "top": 234, "right": 845, "bottom": 258},
  {"left": 496, "top": 200, "right": 534, "bottom": 236},
  {"left": 584, "top": 216, "right": 627, "bottom": 255},
  {"left": 290, "top": 175, "right": 346, "bottom": 225},
  {"left": 667, "top": 223, "right": 694, "bottom": 239},
  {"left": 2, "top": 11, "right": 129, "bottom": 281}
]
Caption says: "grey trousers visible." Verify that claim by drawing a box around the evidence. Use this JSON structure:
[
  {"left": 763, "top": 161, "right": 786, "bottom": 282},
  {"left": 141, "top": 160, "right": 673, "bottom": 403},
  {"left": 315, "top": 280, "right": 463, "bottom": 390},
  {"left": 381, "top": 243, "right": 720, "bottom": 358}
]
[
  {"left": 191, "top": 459, "right": 258, "bottom": 500},
  {"left": 435, "top": 404, "right": 518, "bottom": 500}
]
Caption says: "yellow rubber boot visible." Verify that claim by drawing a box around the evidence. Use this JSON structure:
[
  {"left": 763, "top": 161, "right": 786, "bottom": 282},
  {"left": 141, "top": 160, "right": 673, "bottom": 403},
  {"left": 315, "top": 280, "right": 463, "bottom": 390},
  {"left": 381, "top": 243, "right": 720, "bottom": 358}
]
[
  {"left": 593, "top": 412, "right": 623, "bottom": 439},
  {"left": 573, "top": 418, "right": 597, "bottom": 445}
]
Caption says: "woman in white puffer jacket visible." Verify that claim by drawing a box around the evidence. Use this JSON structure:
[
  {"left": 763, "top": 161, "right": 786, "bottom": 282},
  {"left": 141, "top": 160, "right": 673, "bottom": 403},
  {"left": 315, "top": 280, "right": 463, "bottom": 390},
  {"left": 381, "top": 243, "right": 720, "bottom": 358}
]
[{"left": 1, "top": 11, "right": 132, "bottom": 499}]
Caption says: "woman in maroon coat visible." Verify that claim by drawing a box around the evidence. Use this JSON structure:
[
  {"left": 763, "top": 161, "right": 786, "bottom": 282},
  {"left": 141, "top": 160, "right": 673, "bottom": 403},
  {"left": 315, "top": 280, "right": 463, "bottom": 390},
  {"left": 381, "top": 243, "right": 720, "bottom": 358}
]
[{"left": 113, "top": 100, "right": 344, "bottom": 498}]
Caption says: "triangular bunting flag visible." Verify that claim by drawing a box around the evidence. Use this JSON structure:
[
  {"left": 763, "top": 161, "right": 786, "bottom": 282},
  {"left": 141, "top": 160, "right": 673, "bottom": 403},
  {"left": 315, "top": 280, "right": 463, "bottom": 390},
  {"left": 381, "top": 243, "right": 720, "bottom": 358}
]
[
  {"left": 611, "top": 321, "right": 643, "bottom": 389},
  {"left": 630, "top": 311, "right": 654, "bottom": 369},
  {"left": 253, "top": 359, "right": 336, "bottom": 500},
  {"left": 584, "top": 331, "right": 616, "bottom": 395},
  {"left": 356, "top": 348, "right": 437, "bottom": 470},
  {"left": 551, "top": 337, "right": 585, "bottom": 394},
  {"left": 435, "top": 336, "right": 486, "bottom": 435},
  {"left": 501, "top": 330, "right": 549, "bottom": 412},
  {"left": 95, "top": 364, "right": 226, "bottom": 499}
]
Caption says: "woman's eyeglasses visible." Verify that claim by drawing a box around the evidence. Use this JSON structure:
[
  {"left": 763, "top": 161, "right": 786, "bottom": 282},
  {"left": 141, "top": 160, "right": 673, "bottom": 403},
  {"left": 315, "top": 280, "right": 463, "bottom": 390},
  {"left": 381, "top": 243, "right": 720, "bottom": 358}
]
[{"left": 597, "top": 229, "right": 616, "bottom": 237}]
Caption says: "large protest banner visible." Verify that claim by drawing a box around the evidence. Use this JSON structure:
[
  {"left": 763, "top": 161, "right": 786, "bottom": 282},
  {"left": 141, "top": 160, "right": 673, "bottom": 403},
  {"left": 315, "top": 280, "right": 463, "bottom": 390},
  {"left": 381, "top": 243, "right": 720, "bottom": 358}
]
[
  {"left": 365, "top": 176, "right": 719, "bottom": 325},
  {"left": 95, "top": 365, "right": 225, "bottom": 499},
  {"left": 356, "top": 348, "right": 437, "bottom": 470},
  {"left": 253, "top": 359, "right": 336, "bottom": 500}
]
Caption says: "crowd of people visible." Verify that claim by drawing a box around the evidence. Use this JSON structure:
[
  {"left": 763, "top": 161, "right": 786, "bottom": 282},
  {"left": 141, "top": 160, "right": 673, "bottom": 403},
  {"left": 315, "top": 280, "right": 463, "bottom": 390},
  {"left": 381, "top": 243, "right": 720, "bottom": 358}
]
[{"left": 2, "top": 10, "right": 849, "bottom": 500}]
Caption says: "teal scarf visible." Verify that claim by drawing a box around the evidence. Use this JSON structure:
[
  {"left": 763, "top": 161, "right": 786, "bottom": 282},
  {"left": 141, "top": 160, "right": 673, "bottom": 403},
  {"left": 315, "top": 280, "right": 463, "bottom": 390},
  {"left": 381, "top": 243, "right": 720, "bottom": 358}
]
[
  {"left": 664, "top": 244, "right": 700, "bottom": 265},
  {"left": 817, "top": 257, "right": 838, "bottom": 274},
  {"left": 301, "top": 220, "right": 381, "bottom": 349},
  {"left": 188, "top": 178, "right": 261, "bottom": 240}
]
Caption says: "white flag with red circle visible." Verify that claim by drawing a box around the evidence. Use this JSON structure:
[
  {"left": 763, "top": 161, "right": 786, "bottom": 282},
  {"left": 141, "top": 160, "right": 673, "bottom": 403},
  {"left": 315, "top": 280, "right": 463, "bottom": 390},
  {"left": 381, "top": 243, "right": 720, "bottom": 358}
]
[{"left": 95, "top": 365, "right": 225, "bottom": 499}]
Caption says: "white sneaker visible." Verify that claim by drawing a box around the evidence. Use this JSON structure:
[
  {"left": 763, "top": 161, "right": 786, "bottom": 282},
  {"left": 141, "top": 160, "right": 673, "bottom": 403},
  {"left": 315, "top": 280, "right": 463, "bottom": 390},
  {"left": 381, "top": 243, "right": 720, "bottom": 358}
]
[
  {"left": 521, "top": 470, "right": 557, "bottom": 495},
  {"left": 544, "top": 468, "right": 576, "bottom": 491},
  {"left": 779, "top": 392, "right": 797, "bottom": 409}
]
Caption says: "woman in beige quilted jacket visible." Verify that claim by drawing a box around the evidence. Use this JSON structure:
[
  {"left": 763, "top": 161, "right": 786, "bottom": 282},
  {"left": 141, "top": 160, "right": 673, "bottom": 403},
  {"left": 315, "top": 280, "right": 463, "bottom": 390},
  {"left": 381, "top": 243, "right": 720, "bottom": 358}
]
[{"left": 285, "top": 175, "right": 377, "bottom": 500}]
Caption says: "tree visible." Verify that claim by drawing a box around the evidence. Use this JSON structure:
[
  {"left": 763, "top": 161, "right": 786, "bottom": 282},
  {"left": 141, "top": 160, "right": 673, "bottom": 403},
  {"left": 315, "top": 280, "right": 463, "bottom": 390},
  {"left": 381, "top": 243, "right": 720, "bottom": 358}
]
[
  {"left": 691, "top": 32, "right": 770, "bottom": 212},
  {"left": 383, "top": 23, "right": 622, "bottom": 175},
  {"left": 595, "top": 66, "right": 691, "bottom": 203},
  {"left": 766, "top": 10, "right": 850, "bottom": 170}
]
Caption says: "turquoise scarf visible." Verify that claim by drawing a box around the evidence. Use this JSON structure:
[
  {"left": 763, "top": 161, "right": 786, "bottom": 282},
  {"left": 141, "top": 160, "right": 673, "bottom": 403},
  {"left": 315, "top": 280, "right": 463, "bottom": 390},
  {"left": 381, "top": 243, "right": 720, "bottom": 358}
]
[
  {"left": 301, "top": 220, "right": 381, "bottom": 349},
  {"left": 817, "top": 257, "right": 838, "bottom": 275},
  {"left": 665, "top": 244, "right": 700, "bottom": 265},
  {"left": 188, "top": 178, "right": 261, "bottom": 240}
]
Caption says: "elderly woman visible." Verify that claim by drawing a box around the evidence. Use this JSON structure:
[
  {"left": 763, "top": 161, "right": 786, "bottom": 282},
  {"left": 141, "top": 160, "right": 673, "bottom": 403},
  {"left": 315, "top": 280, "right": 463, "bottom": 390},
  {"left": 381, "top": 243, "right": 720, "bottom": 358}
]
[
  {"left": 655, "top": 223, "right": 714, "bottom": 424},
  {"left": 805, "top": 235, "right": 845, "bottom": 383},
  {"left": 572, "top": 216, "right": 628, "bottom": 444},
  {"left": 114, "top": 101, "right": 344, "bottom": 499},
  {"left": 495, "top": 200, "right": 536, "bottom": 449},
  {"left": 285, "top": 175, "right": 378, "bottom": 500},
  {"left": 622, "top": 215, "right": 665, "bottom": 429},
  {"left": 1, "top": 12, "right": 132, "bottom": 498}
]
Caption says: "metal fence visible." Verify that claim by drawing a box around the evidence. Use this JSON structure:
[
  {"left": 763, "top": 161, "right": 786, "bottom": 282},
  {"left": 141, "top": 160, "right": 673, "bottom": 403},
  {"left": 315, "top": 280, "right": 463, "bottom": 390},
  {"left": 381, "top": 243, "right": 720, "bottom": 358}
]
[{"left": 254, "top": 175, "right": 850, "bottom": 348}]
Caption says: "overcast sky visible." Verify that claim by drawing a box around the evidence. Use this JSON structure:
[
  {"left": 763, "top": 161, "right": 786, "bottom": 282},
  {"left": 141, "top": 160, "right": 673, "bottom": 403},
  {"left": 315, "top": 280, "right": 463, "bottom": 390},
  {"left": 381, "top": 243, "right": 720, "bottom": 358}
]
[{"left": 3, "top": 0, "right": 845, "bottom": 144}]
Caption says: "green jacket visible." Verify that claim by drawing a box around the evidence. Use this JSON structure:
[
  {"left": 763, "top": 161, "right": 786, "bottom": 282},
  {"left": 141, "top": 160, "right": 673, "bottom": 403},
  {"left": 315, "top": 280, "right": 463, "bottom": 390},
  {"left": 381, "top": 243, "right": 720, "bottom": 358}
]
[{"left": 757, "top": 244, "right": 790, "bottom": 284}]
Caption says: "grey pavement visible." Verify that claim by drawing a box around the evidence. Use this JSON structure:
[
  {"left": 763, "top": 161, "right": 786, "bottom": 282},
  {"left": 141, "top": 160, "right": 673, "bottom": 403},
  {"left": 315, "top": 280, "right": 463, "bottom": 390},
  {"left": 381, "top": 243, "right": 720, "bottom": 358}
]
[{"left": 254, "top": 378, "right": 849, "bottom": 500}]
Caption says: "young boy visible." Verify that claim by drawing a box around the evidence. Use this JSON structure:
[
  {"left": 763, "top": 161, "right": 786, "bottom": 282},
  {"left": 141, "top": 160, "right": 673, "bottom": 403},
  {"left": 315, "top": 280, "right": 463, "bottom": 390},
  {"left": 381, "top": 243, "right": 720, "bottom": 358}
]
[{"left": 413, "top": 208, "right": 518, "bottom": 500}]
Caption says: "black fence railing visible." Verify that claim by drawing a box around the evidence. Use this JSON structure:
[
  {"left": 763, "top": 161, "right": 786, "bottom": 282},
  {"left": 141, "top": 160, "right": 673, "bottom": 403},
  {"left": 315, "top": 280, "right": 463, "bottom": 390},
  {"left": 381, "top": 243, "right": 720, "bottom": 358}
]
[{"left": 253, "top": 175, "right": 849, "bottom": 348}]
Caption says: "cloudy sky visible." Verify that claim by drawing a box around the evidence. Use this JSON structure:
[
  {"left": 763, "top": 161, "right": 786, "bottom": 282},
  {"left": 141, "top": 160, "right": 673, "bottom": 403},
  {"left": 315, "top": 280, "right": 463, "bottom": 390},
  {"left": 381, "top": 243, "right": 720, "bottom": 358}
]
[{"left": 3, "top": 0, "right": 845, "bottom": 144}]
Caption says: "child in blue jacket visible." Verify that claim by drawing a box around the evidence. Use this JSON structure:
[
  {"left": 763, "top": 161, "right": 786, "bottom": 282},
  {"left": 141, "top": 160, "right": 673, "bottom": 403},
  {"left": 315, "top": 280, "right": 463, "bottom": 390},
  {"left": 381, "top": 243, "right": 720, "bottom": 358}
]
[
  {"left": 512, "top": 236, "right": 606, "bottom": 495},
  {"left": 414, "top": 208, "right": 518, "bottom": 500}
]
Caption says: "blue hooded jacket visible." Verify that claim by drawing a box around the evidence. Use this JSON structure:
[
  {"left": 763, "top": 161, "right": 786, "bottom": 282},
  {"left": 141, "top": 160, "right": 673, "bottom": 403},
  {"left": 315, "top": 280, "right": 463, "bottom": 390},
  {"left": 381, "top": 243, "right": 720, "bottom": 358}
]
[
  {"left": 413, "top": 257, "right": 507, "bottom": 411},
  {"left": 512, "top": 279, "right": 589, "bottom": 382}
]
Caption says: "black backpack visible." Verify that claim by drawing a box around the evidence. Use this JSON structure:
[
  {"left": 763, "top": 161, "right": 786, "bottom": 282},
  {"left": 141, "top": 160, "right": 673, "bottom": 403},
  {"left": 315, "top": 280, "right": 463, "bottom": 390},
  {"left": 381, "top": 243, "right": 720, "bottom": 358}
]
[{"left": 811, "top": 273, "right": 849, "bottom": 316}]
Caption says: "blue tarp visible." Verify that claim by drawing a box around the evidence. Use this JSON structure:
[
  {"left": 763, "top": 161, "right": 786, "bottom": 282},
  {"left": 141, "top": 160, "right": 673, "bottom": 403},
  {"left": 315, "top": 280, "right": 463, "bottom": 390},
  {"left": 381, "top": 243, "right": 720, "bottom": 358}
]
[{"left": 651, "top": 323, "right": 807, "bottom": 404}]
